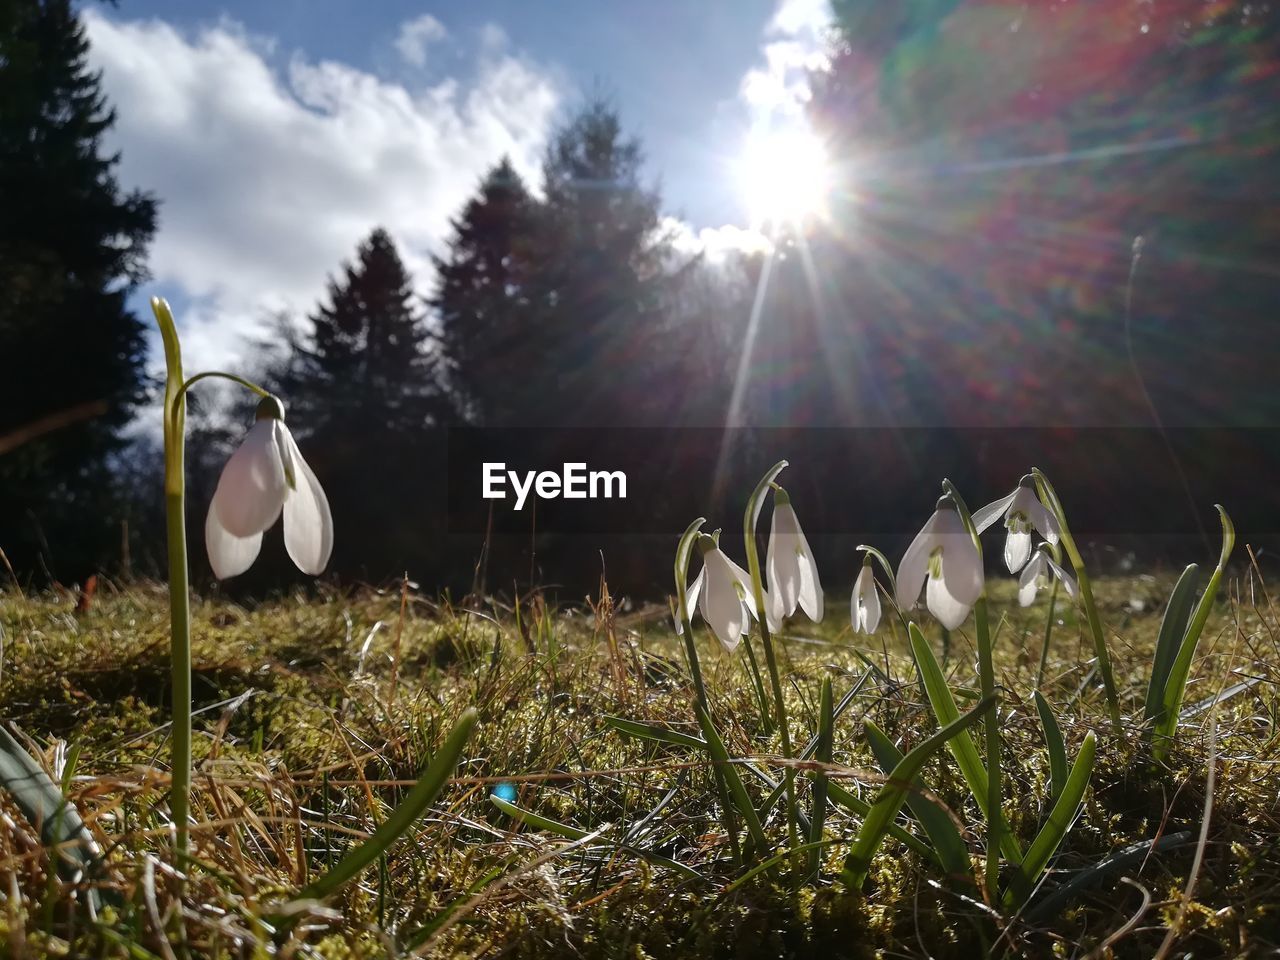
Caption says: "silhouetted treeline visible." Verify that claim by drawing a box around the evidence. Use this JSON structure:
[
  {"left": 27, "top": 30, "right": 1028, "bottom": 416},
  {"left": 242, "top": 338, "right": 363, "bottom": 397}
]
[{"left": 2, "top": 0, "right": 1279, "bottom": 596}]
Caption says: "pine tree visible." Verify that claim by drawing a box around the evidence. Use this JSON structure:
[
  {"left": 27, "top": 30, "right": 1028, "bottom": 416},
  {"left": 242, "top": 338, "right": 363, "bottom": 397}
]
[
  {"left": 431, "top": 157, "right": 538, "bottom": 425},
  {"left": 278, "top": 227, "right": 448, "bottom": 437},
  {"left": 528, "top": 99, "right": 674, "bottom": 427},
  {"left": 0, "top": 0, "right": 157, "bottom": 579}
]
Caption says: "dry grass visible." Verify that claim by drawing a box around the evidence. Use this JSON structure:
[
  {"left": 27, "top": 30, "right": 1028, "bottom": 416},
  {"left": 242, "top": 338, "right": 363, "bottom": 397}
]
[{"left": 1, "top": 568, "right": 1278, "bottom": 958}]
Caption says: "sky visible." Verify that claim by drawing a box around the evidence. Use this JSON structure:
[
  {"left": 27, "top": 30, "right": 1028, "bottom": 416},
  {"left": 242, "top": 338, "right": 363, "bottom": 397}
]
[{"left": 79, "top": 0, "right": 834, "bottom": 373}]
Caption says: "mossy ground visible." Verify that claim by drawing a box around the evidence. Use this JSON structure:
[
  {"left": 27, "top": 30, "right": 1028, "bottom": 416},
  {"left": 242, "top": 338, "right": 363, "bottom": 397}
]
[{"left": 1, "top": 569, "right": 1278, "bottom": 958}]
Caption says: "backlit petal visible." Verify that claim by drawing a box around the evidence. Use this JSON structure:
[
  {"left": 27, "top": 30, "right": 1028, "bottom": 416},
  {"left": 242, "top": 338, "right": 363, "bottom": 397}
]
[
  {"left": 927, "top": 572, "right": 972, "bottom": 630},
  {"left": 702, "top": 552, "right": 746, "bottom": 650},
  {"left": 211, "top": 420, "right": 287, "bottom": 537},
  {"left": 279, "top": 428, "right": 333, "bottom": 575},
  {"left": 1027, "top": 496, "right": 1061, "bottom": 544},
  {"left": 1047, "top": 556, "right": 1078, "bottom": 598},
  {"left": 895, "top": 512, "right": 938, "bottom": 610},
  {"left": 1018, "top": 556, "right": 1043, "bottom": 607},
  {"left": 205, "top": 502, "right": 263, "bottom": 580},
  {"left": 1004, "top": 528, "right": 1032, "bottom": 573},
  {"left": 676, "top": 565, "right": 705, "bottom": 635},
  {"left": 973, "top": 490, "right": 1017, "bottom": 533}
]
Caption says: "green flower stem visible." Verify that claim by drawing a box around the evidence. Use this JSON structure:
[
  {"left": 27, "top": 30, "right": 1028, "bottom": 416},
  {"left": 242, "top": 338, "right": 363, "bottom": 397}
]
[
  {"left": 152, "top": 298, "right": 192, "bottom": 856},
  {"left": 743, "top": 461, "right": 796, "bottom": 846},
  {"left": 1035, "top": 579, "right": 1060, "bottom": 692},
  {"left": 943, "top": 479, "right": 1001, "bottom": 899},
  {"left": 1033, "top": 469, "right": 1122, "bottom": 731},
  {"left": 171, "top": 370, "right": 271, "bottom": 415}
]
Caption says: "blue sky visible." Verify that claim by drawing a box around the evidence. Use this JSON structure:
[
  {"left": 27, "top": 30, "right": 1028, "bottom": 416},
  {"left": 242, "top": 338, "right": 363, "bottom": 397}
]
[{"left": 80, "top": 0, "right": 833, "bottom": 371}]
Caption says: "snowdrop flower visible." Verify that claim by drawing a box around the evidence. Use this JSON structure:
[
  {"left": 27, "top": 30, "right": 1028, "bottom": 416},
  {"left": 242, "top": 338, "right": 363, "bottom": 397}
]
[
  {"left": 973, "top": 475, "right": 1060, "bottom": 573},
  {"left": 679, "top": 534, "right": 759, "bottom": 651},
  {"left": 1018, "top": 544, "right": 1077, "bottom": 607},
  {"left": 766, "top": 490, "right": 823, "bottom": 630},
  {"left": 896, "top": 497, "right": 984, "bottom": 631},
  {"left": 850, "top": 559, "right": 881, "bottom": 635},
  {"left": 205, "top": 397, "right": 333, "bottom": 580}
]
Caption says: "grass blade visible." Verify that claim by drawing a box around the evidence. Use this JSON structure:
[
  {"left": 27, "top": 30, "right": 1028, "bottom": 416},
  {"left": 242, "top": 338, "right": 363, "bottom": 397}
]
[
  {"left": 1143, "top": 563, "right": 1201, "bottom": 725},
  {"left": 696, "top": 704, "right": 768, "bottom": 856},
  {"left": 295, "top": 707, "right": 477, "bottom": 902},
  {"left": 603, "top": 715, "right": 706, "bottom": 750},
  {"left": 1153, "top": 506, "right": 1235, "bottom": 760},
  {"left": 910, "top": 624, "right": 1024, "bottom": 865},
  {"left": 840, "top": 695, "right": 994, "bottom": 889},
  {"left": 826, "top": 783, "right": 937, "bottom": 863},
  {"left": 0, "top": 724, "right": 100, "bottom": 905},
  {"left": 1008, "top": 731, "right": 1097, "bottom": 907},
  {"left": 1034, "top": 691, "right": 1068, "bottom": 805},
  {"left": 864, "top": 720, "right": 973, "bottom": 886},
  {"left": 808, "top": 676, "right": 833, "bottom": 876},
  {"left": 491, "top": 795, "right": 702, "bottom": 880}
]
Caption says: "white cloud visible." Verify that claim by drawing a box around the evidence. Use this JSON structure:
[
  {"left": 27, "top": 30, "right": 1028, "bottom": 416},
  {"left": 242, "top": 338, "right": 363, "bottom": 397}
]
[
  {"left": 740, "top": 0, "right": 833, "bottom": 117},
  {"left": 663, "top": 216, "right": 772, "bottom": 262},
  {"left": 83, "top": 10, "right": 560, "bottom": 372},
  {"left": 394, "top": 14, "right": 448, "bottom": 68}
]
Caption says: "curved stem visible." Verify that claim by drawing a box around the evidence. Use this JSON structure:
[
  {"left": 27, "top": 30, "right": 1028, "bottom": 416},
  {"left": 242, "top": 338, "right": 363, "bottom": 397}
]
[
  {"left": 169, "top": 370, "right": 271, "bottom": 436},
  {"left": 151, "top": 298, "right": 191, "bottom": 857}
]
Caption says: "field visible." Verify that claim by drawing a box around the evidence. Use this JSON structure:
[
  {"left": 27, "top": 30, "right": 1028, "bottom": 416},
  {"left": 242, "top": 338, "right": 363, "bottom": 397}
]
[{"left": 1, "top": 567, "right": 1278, "bottom": 958}]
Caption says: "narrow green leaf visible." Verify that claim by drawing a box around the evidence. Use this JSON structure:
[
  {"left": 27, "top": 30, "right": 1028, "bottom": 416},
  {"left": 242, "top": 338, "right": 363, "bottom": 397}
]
[
  {"left": 807, "top": 676, "right": 833, "bottom": 876},
  {"left": 0, "top": 724, "right": 100, "bottom": 902},
  {"left": 825, "top": 783, "right": 937, "bottom": 863},
  {"left": 696, "top": 704, "right": 768, "bottom": 856},
  {"left": 1154, "top": 506, "right": 1235, "bottom": 760},
  {"left": 910, "top": 625, "right": 1024, "bottom": 865},
  {"left": 1143, "top": 563, "right": 1201, "bottom": 725},
  {"left": 491, "top": 795, "right": 702, "bottom": 880},
  {"left": 840, "top": 695, "right": 994, "bottom": 889},
  {"left": 1033, "top": 691, "right": 1069, "bottom": 805},
  {"left": 1009, "top": 731, "right": 1097, "bottom": 907},
  {"left": 295, "top": 707, "right": 477, "bottom": 902},
  {"left": 864, "top": 721, "right": 972, "bottom": 885},
  {"left": 603, "top": 715, "right": 706, "bottom": 750}
]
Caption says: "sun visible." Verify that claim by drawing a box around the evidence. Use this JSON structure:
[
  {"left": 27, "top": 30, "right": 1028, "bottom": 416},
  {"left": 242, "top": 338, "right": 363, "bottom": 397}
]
[{"left": 735, "top": 126, "right": 832, "bottom": 229}]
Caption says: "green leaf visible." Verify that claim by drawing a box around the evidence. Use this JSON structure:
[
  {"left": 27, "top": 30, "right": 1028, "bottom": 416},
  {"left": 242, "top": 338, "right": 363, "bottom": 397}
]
[
  {"left": 490, "top": 796, "right": 702, "bottom": 880},
  {"left": 1033, "top": 691, "right": 1068, "bottom": 805},
  {"left": 603, "top": 715, "right": 706, "bottom": 750},
  {"left": 696, "top": 704, "right": 768, "bottom": 856},
  {"left": 808, "top": 676, "right": 833, "bottom": 876},
  {"left": 1143, "top": 563, "right": 1201, "bottom": 725},
  {"left": 864, "top": 720, "right": 972, "bottom": 885},
  {"left": 294, "top": 707, "right": 477, "bottom": 902},
  {"left": 909, "top": 625, "right": 1024, "bottom": 865},
  {"left": 1153, "top": 506, "right": 1235, "bottom": 760},
  {"left": 1008, "top": 731, "right": 1097, "bottom": 907},
  {"left": 826, "top": 783, "right": 937, "bottom": 863},
  {"left": 0, "top": 724, "right": 100, "bottom": 906},
  {"left": 840, "top": 695, "right": 994, "bottom": 889}
]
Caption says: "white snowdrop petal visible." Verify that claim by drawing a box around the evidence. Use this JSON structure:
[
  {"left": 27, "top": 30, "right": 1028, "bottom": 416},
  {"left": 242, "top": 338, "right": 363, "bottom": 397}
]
[
  {"left": 211, "top": 420, "right": 287, "bottom": 537},
  {"left": 1028, "top": 496, "right": 1061, "bottom": 544},
  {"left": 1004, "top": 528, "right": 1033, "bottom": 573},
  {"left": 723, "top": 554, "right": 760, "bottom": 620},
  {"left": 852, "top": 566, "right": 881, "bottom": 635},
  {"left": 1047, "top": 556, "right": 1078, "bottom": 598},
  {"left": 862, "top": 578, "right": 882, "bottom": 634},
  {"left": 927, "top": 573, "right": 972, "bottom": 630},
  {"left": 205, "top": 503, "right": 263, "bottom": 580},
  {"left": 703, "top": 554, "right": 747, "bottom": 650},
  {"left": 677, "top": 565, "right": 705, "bottom": 635},
  {"left": 972, "top": 491, "right": 1017, "bottom": 534},
  {"left": 895, "top": 513, "right": 937, "bottom": 610},
  {"left": 1017, "top": 559, "right": 1041, "bottom": 607},
  {"left": 797, "top": 544, "right": 823, "bottom": 622},
  {"left": 280, "top": 428, "right": 333, "bottom": 575}
]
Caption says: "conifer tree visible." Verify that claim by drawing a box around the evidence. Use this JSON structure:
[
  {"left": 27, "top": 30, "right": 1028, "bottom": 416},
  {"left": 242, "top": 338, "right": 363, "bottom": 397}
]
[{"left": 0, "top": 0, "right": 157, "bottom": 579}]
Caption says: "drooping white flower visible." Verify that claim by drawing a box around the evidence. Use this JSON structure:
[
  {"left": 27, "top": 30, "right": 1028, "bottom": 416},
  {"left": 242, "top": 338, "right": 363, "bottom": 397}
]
[
  {"left": 850, "top": 561, "right": 881, "bottom": 635},
  {"left": 973, "top": 475, "right": 1060, "bottom": 573},
  {"left": 1018, "top": 544, "right": 1078, "bottom": 607},
  {"left": 205, "top": 397, "right": 333, "bottom": 580},
  {"left": 766, "top": 491, "right": 823, "bottom": 630},
  {"left": 678, "top": 535, "right": 759, "bottom": 651},
  {"left": 895, "top": 497, "right": 984, "bottom": 631}
]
